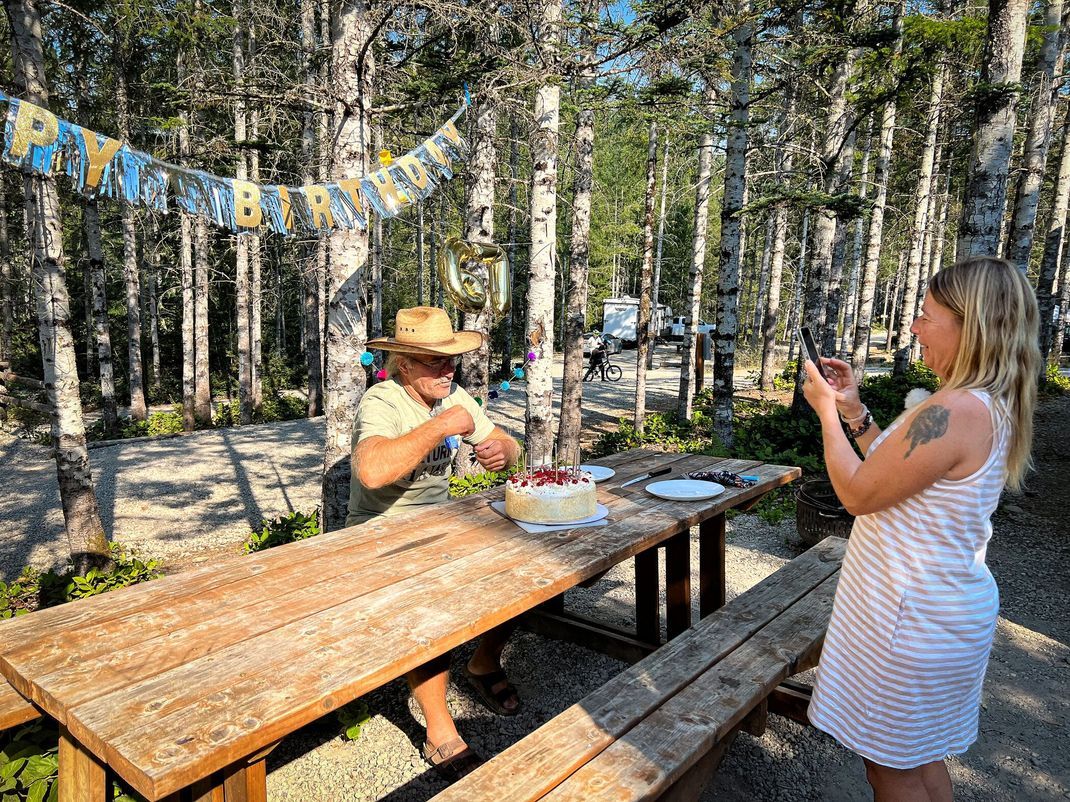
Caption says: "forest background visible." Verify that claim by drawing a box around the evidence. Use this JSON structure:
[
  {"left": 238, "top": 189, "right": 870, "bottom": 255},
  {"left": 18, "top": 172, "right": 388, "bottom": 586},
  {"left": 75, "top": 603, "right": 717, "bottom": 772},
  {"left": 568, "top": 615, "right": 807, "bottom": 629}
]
[{"left": 1, "top": 0, "right": 1069, "bottom": 572}]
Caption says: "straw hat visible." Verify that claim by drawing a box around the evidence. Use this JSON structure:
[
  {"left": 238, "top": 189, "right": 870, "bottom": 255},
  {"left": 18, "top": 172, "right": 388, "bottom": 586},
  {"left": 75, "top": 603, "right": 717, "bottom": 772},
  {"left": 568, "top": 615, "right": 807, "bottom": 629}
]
[{"left": 366, "top": 307, "right": 484, "bottom": 356}]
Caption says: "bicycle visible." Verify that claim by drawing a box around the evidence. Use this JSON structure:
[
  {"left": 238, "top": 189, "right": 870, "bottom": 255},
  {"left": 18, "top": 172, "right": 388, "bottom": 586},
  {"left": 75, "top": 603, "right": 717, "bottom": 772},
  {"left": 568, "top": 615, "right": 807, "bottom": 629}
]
[{"left": 583, "top": 352, "right": 622, "bottom": 382}]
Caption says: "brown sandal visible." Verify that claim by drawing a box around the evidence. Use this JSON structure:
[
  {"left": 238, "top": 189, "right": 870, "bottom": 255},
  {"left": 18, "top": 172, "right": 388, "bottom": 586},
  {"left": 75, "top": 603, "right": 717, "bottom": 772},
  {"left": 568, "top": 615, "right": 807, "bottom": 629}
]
[
  {"left": 465, "top": 667, "right": 521, "bottom": 716},
  {"left": 422, "top": 737, "right": 484, "bottom": 782}
]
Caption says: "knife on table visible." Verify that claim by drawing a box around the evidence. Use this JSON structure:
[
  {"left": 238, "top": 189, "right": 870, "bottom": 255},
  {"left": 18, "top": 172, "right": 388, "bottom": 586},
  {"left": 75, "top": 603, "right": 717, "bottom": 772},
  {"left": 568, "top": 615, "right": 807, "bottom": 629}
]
[{"left": 620, "top": 466, "right": 672, "bottom": 488}]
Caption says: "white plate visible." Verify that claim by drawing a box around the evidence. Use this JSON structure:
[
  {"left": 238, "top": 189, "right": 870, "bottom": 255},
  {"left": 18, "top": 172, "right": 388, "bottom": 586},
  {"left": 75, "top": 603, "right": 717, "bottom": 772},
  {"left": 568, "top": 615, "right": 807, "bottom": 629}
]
[
  {"left": 504, "top": 502, "right": 610, "bottom": 526},
  {"left": 645, "top": 479, "right": 725, "bottom": 501},
  {"left": 579, "top": 464, "right": 615, "bottom": 482}
]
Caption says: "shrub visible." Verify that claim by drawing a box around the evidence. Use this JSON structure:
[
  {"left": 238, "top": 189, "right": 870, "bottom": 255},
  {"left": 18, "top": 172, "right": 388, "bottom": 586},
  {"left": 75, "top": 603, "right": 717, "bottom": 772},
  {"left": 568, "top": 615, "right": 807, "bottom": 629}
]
[
  {"left": 449, "top": 468, "right": 513, "bottom": 497},
  {"left": 858, "top": 361, "right": 940, "bottom": 427},
  {"left": 245, "top": 509, "right": 320, "bottom": 553},
  {"left": 1039, "top": 364, "right": 1070, "bottom": 398}
]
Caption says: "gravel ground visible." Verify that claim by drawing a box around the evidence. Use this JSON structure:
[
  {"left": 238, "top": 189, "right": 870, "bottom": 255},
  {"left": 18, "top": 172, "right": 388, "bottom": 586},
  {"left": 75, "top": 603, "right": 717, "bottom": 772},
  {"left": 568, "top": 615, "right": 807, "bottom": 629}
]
[{"left": 2, "top": 368, "right": 1067, "bottom": 801}]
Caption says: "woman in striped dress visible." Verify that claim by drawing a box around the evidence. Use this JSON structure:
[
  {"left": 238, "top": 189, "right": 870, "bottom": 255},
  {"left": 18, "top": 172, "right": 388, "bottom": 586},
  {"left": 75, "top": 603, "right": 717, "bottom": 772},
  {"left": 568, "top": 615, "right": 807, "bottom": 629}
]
[{"left": 801, "top": 257, "right": 1039, "bottom": 801}]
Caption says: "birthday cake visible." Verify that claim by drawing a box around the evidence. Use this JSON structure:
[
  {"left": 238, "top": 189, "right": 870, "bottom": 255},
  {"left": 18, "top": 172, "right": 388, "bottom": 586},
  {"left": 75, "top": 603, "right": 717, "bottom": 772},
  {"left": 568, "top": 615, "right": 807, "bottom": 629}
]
[{"left": 505, "top": 467, "right": 597, "bottom": 524}]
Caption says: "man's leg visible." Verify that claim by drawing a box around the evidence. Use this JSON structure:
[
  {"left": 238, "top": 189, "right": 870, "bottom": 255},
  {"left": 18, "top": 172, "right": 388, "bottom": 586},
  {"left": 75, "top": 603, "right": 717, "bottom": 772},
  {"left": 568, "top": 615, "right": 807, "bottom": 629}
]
[
  {"left": 408, "top": 652, "right": 461, "bottom": 748},
  {"left": 467, "top": 622, "right": 519, "bottom": 712}
]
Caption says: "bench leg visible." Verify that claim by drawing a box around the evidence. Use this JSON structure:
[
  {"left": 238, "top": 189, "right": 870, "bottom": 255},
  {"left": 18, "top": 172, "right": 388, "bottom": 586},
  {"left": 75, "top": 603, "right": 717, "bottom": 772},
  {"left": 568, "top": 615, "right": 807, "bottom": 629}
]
[
  {"left": 769, "top": 679, "right": 813, "bottom": 726},
  {"left": 635, "top": 549, "right": 660, "bottom": 645},
  {"left": 699, "top": 513, "right": 726, "bottom": 616},
  {"left": 58, "top": 726, "right": 106, "bottom": 802},
  {"left": 222, "top": 759, "right": 267, "bottom": 802},
  {"left": 664, "top": 531, "right": 691, "bottom": 639},
  {"left": 190, "top": 774, "right": 226, "bottom": 802}
]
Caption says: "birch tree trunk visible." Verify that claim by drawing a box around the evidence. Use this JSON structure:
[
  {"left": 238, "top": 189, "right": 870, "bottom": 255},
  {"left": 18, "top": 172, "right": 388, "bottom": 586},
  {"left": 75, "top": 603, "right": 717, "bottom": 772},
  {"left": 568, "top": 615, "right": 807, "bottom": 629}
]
[
  {"left": 0, "top": 181, "right": 10, "bottom": 363},
  {"left": 5, "top": 0, "right": 109, "bottom": 572},
  {"left": 713, "top": 12, "right": 752, "bottom": 446},
  {"left": 115, "top": 65, "right": 146, "bottom": 421},
  {"left": 1038, "top": 112, "right": 1070, "bottom": 361},
  {"left": 822, "top": 123, "right": 857, "bottom": 357},
  {"left": 233, "top": 6, "right": 253, "bottom": 425},
  {"left": 956, "top": 0, "right": 1029, "bottom": 260},
  {"left": 840, "top": 122, "right": 873, "bottom": 357},
  {"left": 300, "top": 0, "right": 323, "bottom": 416},
  {"left": 370, "top": 125, "right": 383, "bottom": 340},
  {"left": 558, "top": 26, "right": 596, "bottom": 460},
  {"left": 758, "top": 74, "right": 798, "bottom": 389},
  {"left": 893, "top": 65, "right": 944, "bottom": 374},
  {"left": 177, "top": 48, "right": 197, "bottom": 430},
  {"left": 322, "top": 0, "right": 373, "bottom": 530},
  {"left": 1006, "top": 0, "right": 1067, "bottom": 270},
  {"left": 247, "top": 13, "right": 263, "bottom": 410},
  {"left": 851, "top": 0, "right": 903, "bottom": 380},
  {"left": 502, "top": 114, "right": 520, "bottom": 375},
  {"left": 457, "top": 96, "right": 498, "bottom": 476},
  {"left": 678, "top": 82, "right": 716, "bottom": 418},
  {"left": 649, "top": 132, "right": 669, "bottom": 369},
  {"left": 750, "top": 216, "right": 773, "bottom": 350},
  {"left": 193, "top": 220, "right": 212, "bottom": 422},
  {"left": 524, "top": 0, "right": 562, "bottom": 466},
  {"left": 146, "top": 228, "right": 162, "bottom": 398},
  {"left": 634, "top": 121, "right": 658, "bottom": 432},
  {"left": 83, "top": 200, "right": 117, "bottom": 435}
]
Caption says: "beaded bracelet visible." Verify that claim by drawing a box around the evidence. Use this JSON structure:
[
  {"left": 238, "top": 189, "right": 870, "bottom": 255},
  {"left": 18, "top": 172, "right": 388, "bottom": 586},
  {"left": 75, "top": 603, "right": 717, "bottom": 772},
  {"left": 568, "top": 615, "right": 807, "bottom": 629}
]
[
  {"left": 846, "top": 409, "right": 873, "bottom": 438},
  {"left": 838, "top": 404, "right": 869, "bottom": 427}
]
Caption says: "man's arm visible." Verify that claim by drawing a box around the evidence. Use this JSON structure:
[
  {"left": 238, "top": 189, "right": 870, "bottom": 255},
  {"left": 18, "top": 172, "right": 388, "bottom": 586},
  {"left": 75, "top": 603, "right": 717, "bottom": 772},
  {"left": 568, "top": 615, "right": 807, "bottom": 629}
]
[
  {"left": 353, "top": 405, "right": 473, "bottom": 489},
  {"left": 473, "top": 426, "right": 521, "bottom": 472}
]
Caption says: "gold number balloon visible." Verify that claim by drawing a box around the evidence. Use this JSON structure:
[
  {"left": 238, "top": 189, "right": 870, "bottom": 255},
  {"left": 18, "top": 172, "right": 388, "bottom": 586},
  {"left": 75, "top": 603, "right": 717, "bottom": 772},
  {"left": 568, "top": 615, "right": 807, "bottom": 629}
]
[{"left": 437, "top": 237, "right": 511, "bottom": 317}]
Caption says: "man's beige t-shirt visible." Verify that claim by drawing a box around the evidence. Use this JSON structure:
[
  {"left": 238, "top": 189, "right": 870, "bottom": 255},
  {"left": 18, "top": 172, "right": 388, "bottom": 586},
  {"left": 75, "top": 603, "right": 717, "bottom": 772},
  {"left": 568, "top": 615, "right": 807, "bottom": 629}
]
[{"left": 345, "top": 379, "right": 496, "bottom": 526}]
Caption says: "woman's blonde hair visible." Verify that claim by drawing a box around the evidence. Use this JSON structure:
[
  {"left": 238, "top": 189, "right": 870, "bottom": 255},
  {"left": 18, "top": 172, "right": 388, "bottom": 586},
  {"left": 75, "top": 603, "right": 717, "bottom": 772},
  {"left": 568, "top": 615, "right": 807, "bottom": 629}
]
[{"left": 927, "top": 256, "right": 1039, "bottom": 491}]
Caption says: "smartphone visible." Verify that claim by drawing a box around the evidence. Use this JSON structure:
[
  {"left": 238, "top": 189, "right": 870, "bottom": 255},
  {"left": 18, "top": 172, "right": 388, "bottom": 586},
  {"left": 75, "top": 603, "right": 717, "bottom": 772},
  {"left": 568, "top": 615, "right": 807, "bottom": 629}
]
[{"left": 798, "top": 326, "right": 829, "bottom": 380}]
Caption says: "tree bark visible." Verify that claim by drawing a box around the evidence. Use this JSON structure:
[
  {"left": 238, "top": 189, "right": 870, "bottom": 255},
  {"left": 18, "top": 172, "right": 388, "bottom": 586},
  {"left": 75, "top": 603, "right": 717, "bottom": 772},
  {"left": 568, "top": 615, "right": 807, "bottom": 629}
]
[
  {"left": 457, "top": 97, "right": 498, "bottom": 476},
  {"left": 5, "top": 0, "right": 110, "bottom": 572},
  {"left": 557, "top": 25, "right": 596, "bottom": 461},
  {"left": 1006, "top": 0, "right": 1067, "bottom": 270},
  {"left": 649, "top": 131, "right": 670, "bottom": 368},
  {"left": 893, "top": 65, "right": 944, "bottom": 374},
  {"left": 247, "top": 11, "right": 262, "bottom": 410},
  {"left": 1038, "top": 112, "right": 1070, "bottom": 361},
  {"left": 956, "top": 0, "right": 1029, "bottom": 260},
  {"left": 0, "top": 179, "right": 10, "bottom": 363},
  {"left": 300, "top": 0, "right": 323, "bottom": 416},
  {"left": 322, "top": 0, "right": 373, "bottom": 530},
  {"left": 145, "top": 225, "right": 162, "bottom": 398},
  {"left": 840, "top": 120, "right": 873, "bottom": 358},
  {"left": 83, "top": 200, "right": 117, "bottom": 435},
  {"left": 524, "top": 0, "right": 562, "bottom": 466},
  {"left": 678, "top": 82, "right": 716, "bottom": 418},
  {"left": 502, "top": 114, "right": 520, "bottom": 376},
  {"left": 713, "top": 12, "right": 752, "bottom": 446},
  {"left": 634, "top": 121, "right": 658, "bottom": 432},
  {"left": 851, "top": 0, "right": 903, "bottom": 380},
  {"left": 114, "top": 65, "right": 146, "bottom": 421},
  {"left": 233, "top": 2, "right": 253, "bottom": 425}
]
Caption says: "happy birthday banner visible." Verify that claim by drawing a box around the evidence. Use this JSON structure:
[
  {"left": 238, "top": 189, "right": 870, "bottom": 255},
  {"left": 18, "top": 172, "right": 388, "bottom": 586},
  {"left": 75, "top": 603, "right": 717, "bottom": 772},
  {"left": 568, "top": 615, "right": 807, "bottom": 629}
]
[{"left": 0, "top": 89, "right": 468, "bottom": 236}]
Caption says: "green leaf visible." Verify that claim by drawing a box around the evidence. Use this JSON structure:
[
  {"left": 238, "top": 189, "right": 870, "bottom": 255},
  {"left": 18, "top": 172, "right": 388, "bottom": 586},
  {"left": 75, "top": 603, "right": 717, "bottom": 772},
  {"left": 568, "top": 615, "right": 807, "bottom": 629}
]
[
  {"left": 26, "top": 779, "right": 50, "bottom": 802},
  {"left": 20, "top": 754, "right": 57, "bottom": 784}
]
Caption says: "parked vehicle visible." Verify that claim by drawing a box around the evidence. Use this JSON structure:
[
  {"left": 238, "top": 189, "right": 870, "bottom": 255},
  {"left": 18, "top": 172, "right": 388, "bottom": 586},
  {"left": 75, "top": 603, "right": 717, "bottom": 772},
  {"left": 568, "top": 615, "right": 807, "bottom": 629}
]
[
  {"left": 582, "top": 331, "right": 622, "bottom": 355},
  {"left": 601, "top": 297, "right": 671, "bottom": 345},
  {"left": 664, "top": 316, "right": 716, "bottom": 341}
]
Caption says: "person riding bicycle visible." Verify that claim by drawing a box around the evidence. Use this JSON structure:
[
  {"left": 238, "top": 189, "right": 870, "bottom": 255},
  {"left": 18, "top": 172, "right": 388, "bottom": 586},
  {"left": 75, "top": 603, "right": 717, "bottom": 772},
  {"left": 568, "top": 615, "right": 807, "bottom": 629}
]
[{"left": 588, "top": 335, "right": 609, "bottom": 380}]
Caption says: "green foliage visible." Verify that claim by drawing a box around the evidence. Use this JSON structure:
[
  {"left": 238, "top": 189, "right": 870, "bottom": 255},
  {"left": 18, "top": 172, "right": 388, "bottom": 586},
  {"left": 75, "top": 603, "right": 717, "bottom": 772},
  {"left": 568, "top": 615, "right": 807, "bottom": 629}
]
[
  {"left": 86, "top": 408, "right": 185, "bottom": 441},
  {"left": 0, "top": 720, "right": 59, "bottom": 802},
  {"left": 587, "top": 409, "right": 720, "bottom": 458},
  {"left": 1, "top": 405, "right": 50, "bottom": 437},
  {"left": 244, "top": 509, "right": 320, "bottom": 553},
  {"left": 449, "top": 468, "right": 514, "bottom": 497},
  {"left": 774, "top": 360, "right": 798, "bottom": 391},
  {"left": 213, "top": 393, "right": 309, "bottom": 428},
  {"left": 336, "top": 700, "right": 372, "bottom": 741},
  {"left": 1038, "top": 364, "right": 1070, "bottom": 398},
  {"left": 858, "top": 362, "right": 941, "bottom": 427},
  {"left": 0, "top": 545, "right": 161, "bottom": 615}
]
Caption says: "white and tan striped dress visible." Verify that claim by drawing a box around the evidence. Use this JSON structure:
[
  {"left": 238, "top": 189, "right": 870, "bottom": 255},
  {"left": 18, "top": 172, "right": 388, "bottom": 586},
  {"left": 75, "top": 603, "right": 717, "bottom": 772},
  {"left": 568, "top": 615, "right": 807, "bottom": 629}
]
[{"left": 808, "top": 389, "right": 1009, "bottom": 769}]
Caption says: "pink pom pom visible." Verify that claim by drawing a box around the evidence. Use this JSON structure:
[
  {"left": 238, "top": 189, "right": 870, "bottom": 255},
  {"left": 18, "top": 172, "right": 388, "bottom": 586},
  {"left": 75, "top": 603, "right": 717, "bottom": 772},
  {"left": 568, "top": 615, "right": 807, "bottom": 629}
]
[{"left": 376, "top": 369, "right": 387, "bottom": 380}]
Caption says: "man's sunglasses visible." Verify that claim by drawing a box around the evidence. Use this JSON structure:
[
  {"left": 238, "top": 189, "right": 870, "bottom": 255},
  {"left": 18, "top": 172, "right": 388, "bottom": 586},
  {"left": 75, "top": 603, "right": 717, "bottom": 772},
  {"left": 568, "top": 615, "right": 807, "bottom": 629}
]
[{"left": 411, "top": 355, "right": 458, "bottom": 372}]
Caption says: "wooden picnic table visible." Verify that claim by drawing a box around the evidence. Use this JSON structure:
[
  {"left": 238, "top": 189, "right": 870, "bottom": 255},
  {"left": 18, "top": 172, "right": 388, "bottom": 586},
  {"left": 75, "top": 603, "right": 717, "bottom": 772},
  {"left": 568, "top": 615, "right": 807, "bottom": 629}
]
[{"left": 0, "top": 447, "right": 800, "bottom": 801}]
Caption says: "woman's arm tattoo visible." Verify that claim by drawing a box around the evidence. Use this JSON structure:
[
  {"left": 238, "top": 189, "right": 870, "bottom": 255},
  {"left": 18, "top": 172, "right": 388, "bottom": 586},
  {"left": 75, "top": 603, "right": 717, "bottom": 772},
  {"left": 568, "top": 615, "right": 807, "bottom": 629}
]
[{"left": 904, "top": 405, "right": 950, "bottom": 458}]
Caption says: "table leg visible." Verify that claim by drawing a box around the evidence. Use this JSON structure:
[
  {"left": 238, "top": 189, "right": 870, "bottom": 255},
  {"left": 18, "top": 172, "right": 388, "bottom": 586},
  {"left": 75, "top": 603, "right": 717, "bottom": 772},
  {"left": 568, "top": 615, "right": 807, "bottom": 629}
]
[
  {"left": 58, "top": 726, "right": 106, "bottom": 802},
  {"left": 190, "top": 774, "right": 226, "bottom": 802},
  {"left": 664, "top": 531, "right": 691, "bottom": 639},
  {"left": 699, "top": 513, "right": 726, "bottom": 616},
  {"left": 634, "top": 549, "right": 660, "bottom": 645},
  {"left": 222, "top": 759, "right": 268, "bottom": 802}
]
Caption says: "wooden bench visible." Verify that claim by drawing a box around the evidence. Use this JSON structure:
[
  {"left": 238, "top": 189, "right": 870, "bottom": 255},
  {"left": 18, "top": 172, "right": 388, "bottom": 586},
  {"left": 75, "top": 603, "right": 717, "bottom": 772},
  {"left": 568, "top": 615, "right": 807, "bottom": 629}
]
[{"left": 432, "top": 536, "right": 847, "bottom": 802}]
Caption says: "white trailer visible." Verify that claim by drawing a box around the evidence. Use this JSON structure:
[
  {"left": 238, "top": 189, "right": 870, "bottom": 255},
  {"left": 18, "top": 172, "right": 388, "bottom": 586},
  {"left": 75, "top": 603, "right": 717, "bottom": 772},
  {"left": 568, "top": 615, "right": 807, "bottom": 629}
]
[{"left": 601, "top": 297, "right": 671, "bottom": 345}]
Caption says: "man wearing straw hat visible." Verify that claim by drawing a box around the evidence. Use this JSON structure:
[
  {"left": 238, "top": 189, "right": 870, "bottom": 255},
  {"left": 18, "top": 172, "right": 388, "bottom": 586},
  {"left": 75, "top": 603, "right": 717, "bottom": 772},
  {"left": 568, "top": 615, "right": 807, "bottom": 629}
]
[{"left": 349, "top": 306, "right": 522, "bottom": 781}]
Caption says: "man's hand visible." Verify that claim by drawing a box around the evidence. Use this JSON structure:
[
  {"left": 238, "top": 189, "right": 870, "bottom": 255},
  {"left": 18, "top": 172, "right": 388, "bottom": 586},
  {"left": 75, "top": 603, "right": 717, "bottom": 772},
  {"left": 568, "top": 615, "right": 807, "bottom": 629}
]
[
  {"left": 436, "top": 405, "right": 475, "bottom": 438},
  {"left": 474, "top": 438, "right": 509, "bottom": 471}
]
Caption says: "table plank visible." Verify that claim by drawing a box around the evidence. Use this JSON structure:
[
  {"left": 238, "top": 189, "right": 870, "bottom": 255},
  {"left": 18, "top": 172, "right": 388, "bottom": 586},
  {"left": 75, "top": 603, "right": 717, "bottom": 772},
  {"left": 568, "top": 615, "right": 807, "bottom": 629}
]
[
  {"left": 62, "top": 466, "right": 793, "bottom": 799},
  {"left": 432, "top": 537, "right": 845, "bottom": 802},
  {"left": 540, "top": 573, "right": 840, "bottom": 801},
  {"left": 0, "top": 681, "right": 38, "bottom": 730}
]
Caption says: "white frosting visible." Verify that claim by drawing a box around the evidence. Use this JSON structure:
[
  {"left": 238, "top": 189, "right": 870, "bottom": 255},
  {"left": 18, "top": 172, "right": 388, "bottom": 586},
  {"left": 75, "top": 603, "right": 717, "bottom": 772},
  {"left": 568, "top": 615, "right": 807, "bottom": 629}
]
[{"left": 505, "top": 469, "right": 597, "bottom": 523}]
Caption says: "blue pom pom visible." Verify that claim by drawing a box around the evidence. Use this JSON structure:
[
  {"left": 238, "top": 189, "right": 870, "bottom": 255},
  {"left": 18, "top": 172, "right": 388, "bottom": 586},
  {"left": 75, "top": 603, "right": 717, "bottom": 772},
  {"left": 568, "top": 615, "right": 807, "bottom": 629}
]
[
  {"left": 360, "top": 352, "right": 374, "bottom": 366},
  {"left": 500, "top": 381, "right": 511, "bottom": 392},
  {"left": 513, "top": 368, "right": 524, "bottom": 379}
]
